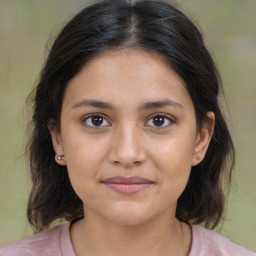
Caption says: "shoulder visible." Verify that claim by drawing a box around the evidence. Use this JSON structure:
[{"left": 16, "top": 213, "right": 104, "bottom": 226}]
[
  {"left": 190, "top": 225, "right": 256, "bottom": 256},
  {"left": 0, "top": 223, "right": 73, "bottom": 256}
]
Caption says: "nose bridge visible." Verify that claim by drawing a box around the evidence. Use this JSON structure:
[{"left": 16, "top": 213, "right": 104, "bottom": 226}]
[
  {"left": 119, "top": 122, "right": 139, "bottom": 150},
  {"left": 109, "top": 121, "right": 146, "bottom": 167}
]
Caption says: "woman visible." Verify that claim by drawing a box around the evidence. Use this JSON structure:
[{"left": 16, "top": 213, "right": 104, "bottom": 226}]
[{"left": 1, "top": 0, "right": 255, "bottom": 255}]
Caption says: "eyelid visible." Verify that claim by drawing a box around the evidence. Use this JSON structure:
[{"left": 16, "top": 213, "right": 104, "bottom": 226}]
[
  {"left": 81, "top": 112, "right": 175, "bottom": 129},
  {"left": 145, "top": 113, "right": 175, "bottom": 128},
  {"left": 147, "top": 112, "right": 175, "bottom": 121},
  {"left": 81, "top": 113, "right": 111, "bottom": 128}
]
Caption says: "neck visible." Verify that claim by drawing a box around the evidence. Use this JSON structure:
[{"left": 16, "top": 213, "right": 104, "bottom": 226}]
[{"left": 70, "top": 209, "right": 191, "bottom": 256}]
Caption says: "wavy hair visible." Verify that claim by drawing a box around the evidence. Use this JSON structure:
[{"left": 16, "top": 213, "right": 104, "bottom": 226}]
[{"left": 27, "top": 0, "right": 235, "bottom": 232}]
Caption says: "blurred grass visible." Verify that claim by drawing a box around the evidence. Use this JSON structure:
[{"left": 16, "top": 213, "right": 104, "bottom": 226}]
[{"left": 0, "top": 0, "right": 255, "bottom": 251}]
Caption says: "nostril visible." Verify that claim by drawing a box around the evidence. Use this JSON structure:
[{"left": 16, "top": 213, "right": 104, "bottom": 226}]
[
  {"left": 112, "top": 159, "right": 143, "bottom": 168},
  {"left": 107, "top": 137, "right": 147, "bottom": 167}
]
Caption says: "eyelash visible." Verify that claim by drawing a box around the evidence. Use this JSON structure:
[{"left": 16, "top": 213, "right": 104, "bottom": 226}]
[
  {"left": 146, "top": 113, "right": 175, "bottom": 129},
  {"left": 81, "top": 113, "right": 110, "bottom": 129},
  {"left": 81, "top": 113, "right": 175, "bottom": 129}
]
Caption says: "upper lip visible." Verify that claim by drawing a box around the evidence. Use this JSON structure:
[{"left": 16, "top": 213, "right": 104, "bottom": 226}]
[{"left": 102, "top": 176, "right": 154, "bottom": 184}]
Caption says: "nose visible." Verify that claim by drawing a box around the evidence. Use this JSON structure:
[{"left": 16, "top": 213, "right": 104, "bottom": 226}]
[{"left": 108, "top": 123, "right": 147, "bottom": 168}]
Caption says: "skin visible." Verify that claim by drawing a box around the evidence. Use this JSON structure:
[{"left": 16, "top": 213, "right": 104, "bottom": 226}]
[{"left": 49, "top": 48, "right": 214, "bottom": 256}]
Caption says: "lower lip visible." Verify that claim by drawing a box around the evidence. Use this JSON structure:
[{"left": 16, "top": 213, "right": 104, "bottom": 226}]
[{"left": 103, "top": 183, "right": 153, "bottom": 194}]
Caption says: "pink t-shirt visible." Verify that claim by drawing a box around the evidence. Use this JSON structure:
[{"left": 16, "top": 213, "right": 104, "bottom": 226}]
[{"left": 0, "top": 223, "right": 255, "bottom": 256}]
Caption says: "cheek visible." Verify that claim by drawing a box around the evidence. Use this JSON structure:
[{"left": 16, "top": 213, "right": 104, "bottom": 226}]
[
  {"left": 152, "top": 131, "right": 196, "bottom": 169},
  {"left": 151, "top": 132, "right": 196, "bottom": 195},
  {"left": 63, "top": 130, "right": 107, "bottom": 170},
  {"left": 62, "top": 135, "right": 108, "bottom": 199}
]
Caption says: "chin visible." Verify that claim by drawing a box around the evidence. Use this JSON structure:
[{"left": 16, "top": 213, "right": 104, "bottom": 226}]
[
  {"left": 109, "top": 214, "right": 151, "bottom": 226},
  {"left": 103, "top": 204, "right": 155, "bottom": 226}
]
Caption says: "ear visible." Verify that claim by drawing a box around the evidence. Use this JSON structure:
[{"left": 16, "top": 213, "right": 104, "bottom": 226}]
[
  {"left": 48, "top": 121, "right": 66, "bottom": 166},
  {"left": 192, "top": 111, "right": 215, "bottom": 166}
]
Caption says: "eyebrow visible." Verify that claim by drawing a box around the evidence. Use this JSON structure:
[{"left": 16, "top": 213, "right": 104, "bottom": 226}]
[
  {"left": 138, "top": 99, "right": 184, "bottom": 111},
  {"left": 72, "top": 98, "right": 184, "bottom": 111},
  {"left": 73, "top": 99, "right": 114, "bottom": 109}
]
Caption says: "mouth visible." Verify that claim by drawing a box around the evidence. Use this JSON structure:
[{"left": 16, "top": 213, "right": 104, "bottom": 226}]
[{"left": 101, "top": 176, "right": 154, "bottom": 194}]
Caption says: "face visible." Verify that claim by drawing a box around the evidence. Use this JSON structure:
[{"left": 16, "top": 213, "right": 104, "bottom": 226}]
[{"left": 50, "top": 48, "right": 213, "bottom": 226}]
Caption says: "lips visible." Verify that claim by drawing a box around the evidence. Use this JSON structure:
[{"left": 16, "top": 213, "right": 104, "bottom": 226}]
[{"left": 102, "top": 176, "right": 154, "bottom": 194}]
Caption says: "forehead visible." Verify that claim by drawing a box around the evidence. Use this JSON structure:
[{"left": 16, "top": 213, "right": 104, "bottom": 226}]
[
  {"left": 78, "top": 48, "right": 179, "bottom": 83},
  {"left": 63, "top": 47, "right": 192, "bottom": 110}
]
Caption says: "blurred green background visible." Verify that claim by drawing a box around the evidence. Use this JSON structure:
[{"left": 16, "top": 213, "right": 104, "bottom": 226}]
[{"left": 0, "top": 0, "right": 255, "bottom": 251}]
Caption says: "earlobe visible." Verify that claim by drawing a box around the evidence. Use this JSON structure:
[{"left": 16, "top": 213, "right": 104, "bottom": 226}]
[
  {"left": 48, "top": 122, "right": 66, "bottom": 166},
  {"left": 55, "top": 154, "right": 66, "bottom": 166},
  {"left": 192, "top": 111, "right": 215, "bottom": 166}
]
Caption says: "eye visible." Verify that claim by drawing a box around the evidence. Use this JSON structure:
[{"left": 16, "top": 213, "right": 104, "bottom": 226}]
[
  {"left": 82, "top": 114, "right": 110, "bottom": 128},
  {"left": 146, "top": 114, "right": 174, "bottom": 128}
]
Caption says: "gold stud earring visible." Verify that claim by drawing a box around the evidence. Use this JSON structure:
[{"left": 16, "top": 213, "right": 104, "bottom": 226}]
[{"left": 196, "top": 156, "right": 200, "bottom": 160}]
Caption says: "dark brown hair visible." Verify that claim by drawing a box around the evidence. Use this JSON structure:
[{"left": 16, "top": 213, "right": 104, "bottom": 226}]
[{"left": 27, "top": 0, "right": 235, "bottom": 232}]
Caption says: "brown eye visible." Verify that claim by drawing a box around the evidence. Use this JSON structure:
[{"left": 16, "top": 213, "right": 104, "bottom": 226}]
[
  {"left": 91, "top": 115, "right": 104, "bottom": 126},
  {"left": 153, "top": 116, "right": 165, "bottom": 126},
  {"left": 146, "top": 114, "right": 174, "bottom": 128},
  {"left": 83, "top": 114, "right": 110, "bottom": 128}
]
